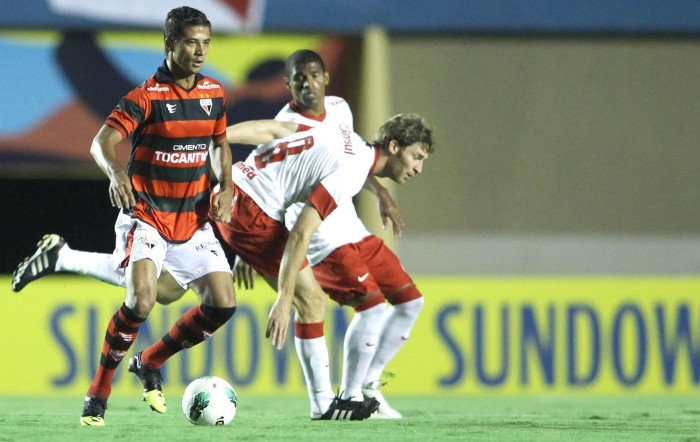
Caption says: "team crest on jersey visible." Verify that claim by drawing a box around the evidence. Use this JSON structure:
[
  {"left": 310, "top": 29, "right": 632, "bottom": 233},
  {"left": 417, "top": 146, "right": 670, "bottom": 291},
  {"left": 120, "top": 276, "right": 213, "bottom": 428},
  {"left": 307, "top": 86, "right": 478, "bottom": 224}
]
[{"left": 200, "top": 98, "right": 213, "bottom": 116}]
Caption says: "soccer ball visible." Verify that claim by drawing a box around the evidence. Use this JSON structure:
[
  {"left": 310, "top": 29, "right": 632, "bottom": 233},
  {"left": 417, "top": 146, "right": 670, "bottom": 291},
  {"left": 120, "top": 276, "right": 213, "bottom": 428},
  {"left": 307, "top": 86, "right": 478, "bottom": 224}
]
[{"left": 182, "top": 376, "right": 237, "bottom": 426}]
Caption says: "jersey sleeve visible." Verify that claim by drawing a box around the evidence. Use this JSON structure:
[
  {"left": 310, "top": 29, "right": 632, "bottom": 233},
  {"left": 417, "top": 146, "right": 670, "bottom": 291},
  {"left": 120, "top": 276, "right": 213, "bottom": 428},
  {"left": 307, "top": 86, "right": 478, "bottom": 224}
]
[
  {"left": 307, "top": 164, "right": 365, "bottom": 219},
  {"left": 105, "top": 88, "right": 150, "bottom": 138},
  {"left": 212, "top": 89, "right": 227, "bottom": 141}
]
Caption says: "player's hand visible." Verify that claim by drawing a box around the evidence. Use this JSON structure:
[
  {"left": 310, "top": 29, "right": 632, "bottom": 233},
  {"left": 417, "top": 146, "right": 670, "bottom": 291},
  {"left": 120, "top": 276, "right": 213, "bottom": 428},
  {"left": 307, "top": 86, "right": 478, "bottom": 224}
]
[
  {"left": 108, "top": 170, "right": 135, "bottom": 210},
  {"left": 232, "top": 256, "right": 256, "bottom": 289},
  {"left": 377, "top": 189, "right": 404, "bottom": 237},
  {"left": 266, "top": 299, "right": 291, "bottom": 350},
  {"left": 211, "top": 187, "right": 233, "bottom": 223}
]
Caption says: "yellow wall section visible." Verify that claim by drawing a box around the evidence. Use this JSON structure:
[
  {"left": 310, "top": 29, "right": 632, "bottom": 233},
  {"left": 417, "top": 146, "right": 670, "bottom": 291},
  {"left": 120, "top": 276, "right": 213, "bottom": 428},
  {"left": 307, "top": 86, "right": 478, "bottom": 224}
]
[{"left": 1, "top": 276, "right": 699, "bottom": 397}]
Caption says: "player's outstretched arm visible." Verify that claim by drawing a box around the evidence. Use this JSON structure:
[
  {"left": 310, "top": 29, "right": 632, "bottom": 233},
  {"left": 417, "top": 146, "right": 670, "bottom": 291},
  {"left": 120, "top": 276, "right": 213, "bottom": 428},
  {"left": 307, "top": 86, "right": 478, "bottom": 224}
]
[
  {"left": 363, "top": 176, "right": 404, "bottom": 237},
  {"left": 267, "top": 204, "right": 322, "bottom": 350},
  {"left": 226, "top": 120, "right": 298, "bottom": 145}
]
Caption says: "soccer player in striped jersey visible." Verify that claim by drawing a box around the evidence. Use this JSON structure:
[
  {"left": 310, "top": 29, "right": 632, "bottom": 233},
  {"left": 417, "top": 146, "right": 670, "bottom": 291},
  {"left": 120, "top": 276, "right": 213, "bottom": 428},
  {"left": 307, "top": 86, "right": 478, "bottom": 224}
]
[{"left": 78, "top": 7, "right": 237, "bottom": 427}]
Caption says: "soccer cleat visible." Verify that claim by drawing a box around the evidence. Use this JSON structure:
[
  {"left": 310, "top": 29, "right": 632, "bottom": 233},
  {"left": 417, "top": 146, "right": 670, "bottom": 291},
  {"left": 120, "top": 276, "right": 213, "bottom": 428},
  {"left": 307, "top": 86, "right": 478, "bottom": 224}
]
[
  {"left": 315, "top": 396, "right": 380, "bottom": 421},
  {"left": 11, "top": 234, "right": 66, "bottom": 292},
  {"left": 80, "top": 395, "right": 107, "bottom": 426},
  {"left": 362, "top": 380, "right": 403, "bottom": 419},
  {"left": 128, "top": 352, "right": 167, "bottom": 413}
]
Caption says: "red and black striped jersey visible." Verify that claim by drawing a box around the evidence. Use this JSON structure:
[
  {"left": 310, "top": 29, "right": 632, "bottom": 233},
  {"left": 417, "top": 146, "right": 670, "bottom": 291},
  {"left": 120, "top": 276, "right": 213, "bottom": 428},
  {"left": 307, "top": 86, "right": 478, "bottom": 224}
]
[{"left": 105, "top": 62, "right": 227, "bottom": 243}]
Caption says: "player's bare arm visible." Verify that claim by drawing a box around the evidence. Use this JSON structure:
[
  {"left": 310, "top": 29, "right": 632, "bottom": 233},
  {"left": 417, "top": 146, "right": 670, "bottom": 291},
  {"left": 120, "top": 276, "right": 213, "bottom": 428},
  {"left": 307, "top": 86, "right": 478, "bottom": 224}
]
[
  {"left": 209, "top": 137, "right": 233, "bottom": 223},
  {"left": 226, "top": 120, "right": 298, "bottom": 145},
  {"left": 267, "top": 203, "right": 323, "bottom": 349},
  {"left": 362, "top": 176, "right": 404, "bottom": 237},
  {"left": 90, "top": 124, "right": 135, "bottom": 210}
]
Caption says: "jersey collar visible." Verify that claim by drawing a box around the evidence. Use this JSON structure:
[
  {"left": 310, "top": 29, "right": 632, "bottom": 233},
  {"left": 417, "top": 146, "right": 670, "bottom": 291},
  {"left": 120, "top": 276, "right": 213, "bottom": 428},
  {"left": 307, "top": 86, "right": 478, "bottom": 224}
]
[
  {"left": 289, "top": 101, "right": 327, "bottom": 122},
  {"left": 154, "top": 60, "right": 204, "bottom": 90}
]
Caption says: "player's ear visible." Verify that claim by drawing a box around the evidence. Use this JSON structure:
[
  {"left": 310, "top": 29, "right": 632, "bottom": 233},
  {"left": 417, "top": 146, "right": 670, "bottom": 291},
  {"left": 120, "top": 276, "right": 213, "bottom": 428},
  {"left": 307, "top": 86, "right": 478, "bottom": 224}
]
[
  {"left": 388, "top": 140, "right": 400, "bottom": 155},
  {"left": 164, "top": 37, "right": 175, "bottom": 53},
  {"left": 323, "top": 71, "right": 330, "bottom": 86}
]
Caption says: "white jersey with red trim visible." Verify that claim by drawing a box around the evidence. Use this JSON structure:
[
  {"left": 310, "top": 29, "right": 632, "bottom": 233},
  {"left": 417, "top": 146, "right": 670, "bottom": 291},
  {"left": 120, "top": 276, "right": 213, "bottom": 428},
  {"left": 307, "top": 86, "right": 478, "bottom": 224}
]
[
  {"left": 275, "top": 97, "right": 372, "bottom": 265},
  {"left": 233, "top": 124, "right": 377, "bottom": 234},
  {"left": 275, "top": 96, "right": 354, "bottom": 131}
]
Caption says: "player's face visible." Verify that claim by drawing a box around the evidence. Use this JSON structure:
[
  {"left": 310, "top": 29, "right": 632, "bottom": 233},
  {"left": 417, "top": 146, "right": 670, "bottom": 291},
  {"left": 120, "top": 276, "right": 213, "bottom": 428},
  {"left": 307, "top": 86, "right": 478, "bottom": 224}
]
[
  {"left": 387, "top": 142, "right": 429, "bottom": 184},
  {"left": 169, "top": 25, "right": 211, "bottom": 77},
  {"left": 286, "top": 61, "right": 329, "bottom": 113}
]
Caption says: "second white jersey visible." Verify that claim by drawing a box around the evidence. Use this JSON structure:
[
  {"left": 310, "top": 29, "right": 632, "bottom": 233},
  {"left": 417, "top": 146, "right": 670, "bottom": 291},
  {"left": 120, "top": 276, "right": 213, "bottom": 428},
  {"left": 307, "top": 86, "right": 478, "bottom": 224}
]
[
  {"left": 275, "top": 97, "right": 371, "bottom": 265},
  {"left": 233, "top": 123, "right": 377, "bottom": 237}
]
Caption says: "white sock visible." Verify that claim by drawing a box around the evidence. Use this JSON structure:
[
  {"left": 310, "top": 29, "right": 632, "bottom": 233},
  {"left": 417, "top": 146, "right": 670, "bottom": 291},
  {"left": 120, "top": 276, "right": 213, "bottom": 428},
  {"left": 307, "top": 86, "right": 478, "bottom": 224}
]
[
  {"left": 56, "top": 247, "right": 122, "bottom": 286},
  {"left": 294, "top": 335, "right": 334, "bottom": 416},
  {"left": 363, "top": 297, "right": 424, "bottom": 385},
  {"left": 339, "top": 303, "right": 386, "bottom": 400}
]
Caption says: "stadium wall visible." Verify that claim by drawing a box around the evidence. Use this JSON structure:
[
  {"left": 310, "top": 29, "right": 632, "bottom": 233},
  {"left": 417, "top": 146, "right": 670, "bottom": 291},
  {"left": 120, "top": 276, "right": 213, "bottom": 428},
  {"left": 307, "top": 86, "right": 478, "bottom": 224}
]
[
  {"left": 385, "top": 36, "right": 700, "bottom": 275},
  {"left": 1, "top": 276, "right": 699, "bottom": 397}
]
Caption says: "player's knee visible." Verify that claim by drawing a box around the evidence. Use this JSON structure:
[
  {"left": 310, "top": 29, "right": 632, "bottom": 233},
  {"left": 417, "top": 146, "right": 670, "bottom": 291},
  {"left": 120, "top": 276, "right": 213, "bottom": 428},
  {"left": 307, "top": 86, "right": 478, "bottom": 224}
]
[
  {"left": 201, "top": 304, "right": 237, "bottom": 324},
  {"left": 191, "top": 272, "right": 236, "bottom": 307},
  {"left": 353, "top": 292, "right": 386, "bottom": 312},
  {"left": 126, "top": 291, "right": 157, "bottom": 317},
  {"left": 388, "top": 284, "right": 423, "bottom": 306}
]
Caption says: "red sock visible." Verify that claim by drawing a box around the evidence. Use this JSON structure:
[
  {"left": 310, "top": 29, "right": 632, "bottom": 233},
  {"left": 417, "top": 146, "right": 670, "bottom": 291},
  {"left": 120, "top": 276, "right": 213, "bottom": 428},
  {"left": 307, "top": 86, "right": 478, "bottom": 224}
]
[
  {"left": 142, "top": 305, "right": 235, "bottom": 368},
  {"left": 87, "top": 304, "right": 144, "bottom": 398}
]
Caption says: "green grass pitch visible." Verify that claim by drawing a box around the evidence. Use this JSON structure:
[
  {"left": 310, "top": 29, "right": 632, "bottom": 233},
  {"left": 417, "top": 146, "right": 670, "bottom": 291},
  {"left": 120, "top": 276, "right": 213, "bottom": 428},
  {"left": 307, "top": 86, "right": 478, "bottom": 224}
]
[{"left": 0, "top": 395, "right": 698, "bottom": 441}]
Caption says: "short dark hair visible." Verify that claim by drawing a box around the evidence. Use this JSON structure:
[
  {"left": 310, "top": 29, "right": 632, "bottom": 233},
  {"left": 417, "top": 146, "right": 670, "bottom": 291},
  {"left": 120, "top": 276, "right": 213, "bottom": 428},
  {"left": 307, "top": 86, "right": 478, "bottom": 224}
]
[
  {"left": 285, "top": 49, "right": 326, "bottom": 78},
  {"left": 373, "top": 114, "right": 435, "bottom": 153},
  {"left": 163, "top": 6, "right": 211, "bottom": 54}
]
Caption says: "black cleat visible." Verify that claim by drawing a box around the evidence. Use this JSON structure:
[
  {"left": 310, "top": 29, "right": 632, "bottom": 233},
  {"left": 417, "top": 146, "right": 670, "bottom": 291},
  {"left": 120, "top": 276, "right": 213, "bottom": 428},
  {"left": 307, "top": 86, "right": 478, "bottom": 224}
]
[
  {"left": 316, "top": 396, "right": 380, "bottom": 421},
  {"left": 80, "top": 395, "right": 107, "bottom": 426},
  {"left": 128, "top": 352, "right": 167, "bottom": 413},
  {"left": 12, "top": 234, "right": 66, "bottom": 292}
]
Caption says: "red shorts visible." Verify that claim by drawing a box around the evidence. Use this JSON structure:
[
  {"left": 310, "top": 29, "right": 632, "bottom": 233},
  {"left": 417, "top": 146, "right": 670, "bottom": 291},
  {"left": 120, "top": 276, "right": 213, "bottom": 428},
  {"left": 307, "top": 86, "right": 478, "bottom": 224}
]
[
  {"left": 210, "top": 185, "right": 308, "bottom": 277},
  {"left": 313, "top": 235, "right": 415, "bottom": 307}
]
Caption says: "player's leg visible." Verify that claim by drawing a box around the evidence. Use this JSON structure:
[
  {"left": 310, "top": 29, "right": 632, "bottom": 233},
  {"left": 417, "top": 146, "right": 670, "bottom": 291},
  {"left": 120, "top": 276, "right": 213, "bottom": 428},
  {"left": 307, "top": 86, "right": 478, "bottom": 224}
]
[
  {"left": 82, "top": 223, "right": 162, "bottom": 425},
  {"left": 130, "top": 224, "right": 236, "bottom": 414},
  {"left": 56, "top": 247, "right": 121, "bottom": 285},
  {"left": 340, "top": 298, "right": 386, "bottom": 399},
  {"left": 293, "top": 268, "right": 336, "bottom": 418},
  {"left": 311, "top": 242, "right": 386, "bottom": 402},
  {"left": 359, "top": 236, "right": 424, "bottom": 419},
  {"left": 155, "top": 267, "right": 188, "bottom": 305}
]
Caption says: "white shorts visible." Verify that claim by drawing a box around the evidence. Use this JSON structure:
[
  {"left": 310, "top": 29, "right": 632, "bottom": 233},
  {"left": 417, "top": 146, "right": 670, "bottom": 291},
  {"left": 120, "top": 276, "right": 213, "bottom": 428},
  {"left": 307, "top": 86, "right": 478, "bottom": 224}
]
[{"left": 113, "top": 212, "right": 232, "bottom": 290}]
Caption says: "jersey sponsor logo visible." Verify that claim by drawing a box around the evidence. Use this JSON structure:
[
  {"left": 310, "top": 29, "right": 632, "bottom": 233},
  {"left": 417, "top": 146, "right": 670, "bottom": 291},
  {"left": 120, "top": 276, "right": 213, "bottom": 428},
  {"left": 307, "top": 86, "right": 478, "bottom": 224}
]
[
  {"left": 200, "top": 98, "right": 212, "bottom": 116},
  {"left": 155, "top": 151, "right": 208, "bottom": 164},
  {"left": 166, "top": 103, "right": 177, "bottom": 114},
  {"left": 197, "top": 81, "right": 221, "bottom": 90},
  {"left": 234, "top": 161, "right": 257, "bottom": 179},
  {"left": 357, "top": 272, "right": 370, "bottom": 282},
  {"left": 147, "top": 83, "right": 170, "bottom": 92},
  {"left": 339, "top": 123, "right": 355, "bottom": 155},
  {"left": 173, "top": 143, "right": 208, "bottom": 151}
]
